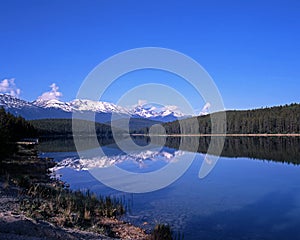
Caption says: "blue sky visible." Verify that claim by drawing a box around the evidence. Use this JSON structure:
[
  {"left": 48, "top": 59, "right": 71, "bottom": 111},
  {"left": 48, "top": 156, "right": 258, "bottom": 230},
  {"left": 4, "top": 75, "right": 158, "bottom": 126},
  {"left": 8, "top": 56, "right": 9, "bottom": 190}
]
[{"left": 0, "top": 0, "right": 299, "bottom": 111}]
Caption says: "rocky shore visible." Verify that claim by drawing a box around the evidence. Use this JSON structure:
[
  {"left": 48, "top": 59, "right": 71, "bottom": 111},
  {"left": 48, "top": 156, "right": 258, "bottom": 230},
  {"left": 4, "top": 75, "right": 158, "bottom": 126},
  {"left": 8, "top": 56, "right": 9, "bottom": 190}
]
[
  {"left": 0, "top": 182, "right": 117, "bottom": 240},
  {"left": 0, "top": 144, "right": 150, "bottom": 240},
  {"left": 0, "top": 182, "right": 149, "bottom": 240}
]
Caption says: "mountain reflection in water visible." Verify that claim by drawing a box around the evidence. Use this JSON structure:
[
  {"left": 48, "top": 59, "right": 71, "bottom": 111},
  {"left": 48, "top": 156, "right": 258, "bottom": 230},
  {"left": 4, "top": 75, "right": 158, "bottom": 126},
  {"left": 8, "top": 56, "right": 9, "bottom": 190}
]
[
  {"left": 41, "top": 136, "right": 300, "bottom": 165},
  {"left": 40, "top": 136, "right": 300, "bottom": 240}
]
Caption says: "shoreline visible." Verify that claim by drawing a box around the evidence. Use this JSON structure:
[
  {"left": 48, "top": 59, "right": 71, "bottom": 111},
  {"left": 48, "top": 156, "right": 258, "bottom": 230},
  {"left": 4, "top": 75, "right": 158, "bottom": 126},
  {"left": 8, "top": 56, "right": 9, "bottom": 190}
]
[
  {"left": 131, "top": 133, "right": 300, "bottom": 137},
  {"left": 0, "top": 145, "right": 150, "bottom": 240},
  {"left": 0, "top": 182, "right": 117, "bottom": 240},
  {"left": 0, "top": 182, "right": 149, "bottom": 240}
]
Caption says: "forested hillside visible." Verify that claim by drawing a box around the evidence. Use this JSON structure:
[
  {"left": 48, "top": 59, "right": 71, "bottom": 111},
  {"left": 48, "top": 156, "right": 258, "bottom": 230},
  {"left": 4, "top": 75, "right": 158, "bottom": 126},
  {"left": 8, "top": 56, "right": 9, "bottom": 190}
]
[
  {"left": 30, "top": 118, "right": 124, "bottom": 136},
  {"left": 0, "top": 107, "right": 37, "bottom": 157},
  {"left": 0, "top": 107, "right": 36, "bottom": 143},
  {"left": 163, "top": 103, "right": 300, "bottom": 134}
]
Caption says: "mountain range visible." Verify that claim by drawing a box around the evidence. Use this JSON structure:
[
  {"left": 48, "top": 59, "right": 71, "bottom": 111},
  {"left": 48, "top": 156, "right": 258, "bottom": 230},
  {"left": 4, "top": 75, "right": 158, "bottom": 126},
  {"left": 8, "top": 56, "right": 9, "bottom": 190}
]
[{"left": 0, "top": 94, "right": 187, "bottom": 123}]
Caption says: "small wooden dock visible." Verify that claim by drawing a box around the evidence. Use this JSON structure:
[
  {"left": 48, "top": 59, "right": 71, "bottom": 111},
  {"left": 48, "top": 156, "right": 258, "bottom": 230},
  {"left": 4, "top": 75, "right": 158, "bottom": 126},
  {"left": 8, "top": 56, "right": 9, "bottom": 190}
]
[{"left": 16, "top": 138, "right": 39, "bottom": 145}]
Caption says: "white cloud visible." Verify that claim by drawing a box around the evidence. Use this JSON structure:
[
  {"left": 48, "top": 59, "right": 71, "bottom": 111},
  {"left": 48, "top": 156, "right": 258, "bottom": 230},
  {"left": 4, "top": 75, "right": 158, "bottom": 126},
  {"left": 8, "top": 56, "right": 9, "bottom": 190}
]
[
  {"left": 162, "top": 105, "right": 179, "bottom": 112},
  {"left": 161, "top": 105, "right": 185, "bottom": 116},
  {"left": 200, "top": 102, "right": 211, "bottom": 115},
  {"left": 136, "top": 101, "right": 179, "bottom": 112},
  {"left": 37, "top": 83, "right": 62, "bottom": 101},
  {"left": 137, "top": 101, "right": 182, "bottom": 113},
  {"left": 127, "top": 99, "right": 148, "bottom": 109},
  {"left": 0, "top": 78, "right": 21, "bottom": 98},
  {"left": 138, "top": 99, "right": 147, "bottom": 106}
]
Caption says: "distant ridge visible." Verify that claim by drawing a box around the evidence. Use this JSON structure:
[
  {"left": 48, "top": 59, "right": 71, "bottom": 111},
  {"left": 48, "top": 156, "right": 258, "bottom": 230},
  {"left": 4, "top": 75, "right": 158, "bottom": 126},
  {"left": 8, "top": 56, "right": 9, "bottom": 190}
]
[{"left": 0, "top": 93, "right": 188, "bottom": 123}]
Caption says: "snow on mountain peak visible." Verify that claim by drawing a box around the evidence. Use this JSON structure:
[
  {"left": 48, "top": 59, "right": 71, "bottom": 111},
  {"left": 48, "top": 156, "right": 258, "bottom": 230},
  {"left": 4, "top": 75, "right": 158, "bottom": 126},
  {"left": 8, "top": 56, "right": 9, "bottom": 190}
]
[
  {"left": 0, "top": 93, "right": 32, "bottom": 108},
  {"left": 33, "top": 98, "right": 73, "bottom": 112},
  {"left": 131, "top": 104, "right": 185, "bottom": 119},
  {"left": 32, "top": 98, "right": 131, "bottom": 114},
  {"left": 69, "top": 99, "right": 131, "bottom": 114},
  {"left": 0, "top": 93, "right": 189, "bottom": 121}
]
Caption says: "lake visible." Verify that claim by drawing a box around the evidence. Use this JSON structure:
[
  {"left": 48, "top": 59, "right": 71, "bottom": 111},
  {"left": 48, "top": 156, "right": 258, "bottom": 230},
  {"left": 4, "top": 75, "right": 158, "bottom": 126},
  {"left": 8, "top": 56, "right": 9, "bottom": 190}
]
[{"left": 39, "top": 136, "right": 300, "bottom": 240}]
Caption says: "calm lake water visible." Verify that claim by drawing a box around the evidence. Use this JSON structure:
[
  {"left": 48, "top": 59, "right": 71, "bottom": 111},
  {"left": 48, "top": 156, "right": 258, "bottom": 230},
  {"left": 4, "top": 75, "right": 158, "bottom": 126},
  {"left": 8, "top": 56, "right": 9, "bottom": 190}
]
[{"left": 39, "top": 136, "right": 300, "bottom": 240}]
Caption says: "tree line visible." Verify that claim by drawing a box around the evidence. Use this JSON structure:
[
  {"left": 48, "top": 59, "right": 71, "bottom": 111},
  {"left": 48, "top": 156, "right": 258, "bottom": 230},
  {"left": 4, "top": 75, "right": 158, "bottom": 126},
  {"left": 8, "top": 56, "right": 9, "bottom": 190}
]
[
  {"left": 0, "top": 107, "right": 37, "bottom": 143},
  {"left": 30, "top": 118, "right": 125, "bottom": 137},
  {"left": 0, "top": 107, "right": 37, "bottom": 157},
  {"left": 162, "top": 103, "right": 300, "bottom": 134}
]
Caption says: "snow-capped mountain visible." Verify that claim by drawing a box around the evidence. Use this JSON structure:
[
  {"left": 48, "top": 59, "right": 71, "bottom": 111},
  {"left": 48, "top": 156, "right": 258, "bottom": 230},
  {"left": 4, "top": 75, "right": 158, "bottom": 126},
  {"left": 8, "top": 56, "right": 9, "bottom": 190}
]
[
  {"left": 33, "top": 98, "right": 131, "bottom": 115},
  {"left": 33, "top": 98, "right": 73, "bottom": 111},
  {"left": 0, "top": 93, "right": 187, "bottom": 122},
  {"left": 131, "top": 105, "right": 186, "bottom": 122},
  {"left": 0, "top": 93, "right": 33, "bottom": 109},
  {"left": 33, "top": 98, "right": 185, "bottom": 120},
  {"left": 0, "top": 93, "right": 73, "bottom": 120}
]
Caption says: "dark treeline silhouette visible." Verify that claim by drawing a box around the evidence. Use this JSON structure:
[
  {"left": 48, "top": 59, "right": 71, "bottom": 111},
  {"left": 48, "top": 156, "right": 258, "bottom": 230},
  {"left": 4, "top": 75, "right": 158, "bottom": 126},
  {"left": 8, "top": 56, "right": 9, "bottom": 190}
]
[
  {"left": 30, "top": 118, "right": 125, "bottom": 137},
  {"left": 164, "top": 136, "right": 300, "bottom": 165},
  {"left": 0, "top": 107, "right": 37, "bottom": 157},
  {"left": 161, "top": 103, "right": 300, "bottom": 134},
  {"left": 0, "top": 107, "right": 36, "bottom": 142}
]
